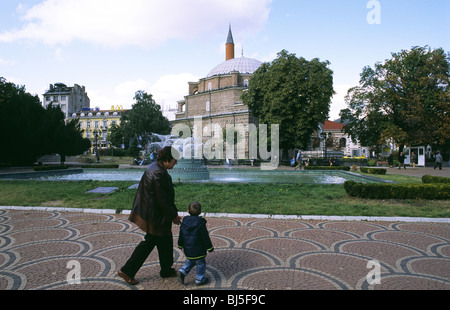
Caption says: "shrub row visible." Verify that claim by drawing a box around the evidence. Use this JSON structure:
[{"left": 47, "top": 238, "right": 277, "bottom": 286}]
[
  {"left": 81, "top": 164, "right": 120, "bottom": 169},
  {"left": 343, "top": 181, "right": 450, "bottom": 200},
  {"left": 34, "top": 165, "right": 69, "bottom": 171},
  {"left": 359, "top": 167, "right": 387, "bottom": 175},
  {"left": 304, "top": 166, "right": 350, "bottom": 171},
  {"left": 422, "top": 175, "right": 450, "bottom": 184}
]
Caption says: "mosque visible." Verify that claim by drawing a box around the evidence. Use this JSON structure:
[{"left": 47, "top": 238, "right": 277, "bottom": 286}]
[
  {"left": 172, "top": 26, "right": 262, "bottom": 160},
  {"left": 171, "top": 26, "right": 367, "bottom": 162}
]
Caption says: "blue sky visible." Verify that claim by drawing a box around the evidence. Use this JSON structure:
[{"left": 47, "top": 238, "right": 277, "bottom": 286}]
[{"left": 1, "top": 0, "right": 449, "bottom": 121}]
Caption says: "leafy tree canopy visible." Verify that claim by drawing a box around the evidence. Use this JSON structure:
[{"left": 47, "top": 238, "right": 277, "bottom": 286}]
[
  {"left": 341, "top": 46, "right": 450, "bottom": 154},
  {"left": 0, "top": 78, "right": 90, "bottom": 165},
  {"left": 118, "top": 90, "right": 171, "bottom": 152},
  {"left": 242, "top": 50, "right": 334, "bottom": 150}
]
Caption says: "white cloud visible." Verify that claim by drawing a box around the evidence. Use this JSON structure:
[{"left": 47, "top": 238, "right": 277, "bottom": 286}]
[
  {"left": 0, "top": 58, "right": 16, "bottom": 66},
  {"left": 1, "top": 0, "right": 272, "bottom": 49},
  {"left": 90, "top": 73, "right": 199, "bottom": 120}
]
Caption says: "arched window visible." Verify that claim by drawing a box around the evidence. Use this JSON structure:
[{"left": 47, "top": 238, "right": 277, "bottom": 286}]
[{"left": 207, "top": 82, "right": 212, "bottom": 91}]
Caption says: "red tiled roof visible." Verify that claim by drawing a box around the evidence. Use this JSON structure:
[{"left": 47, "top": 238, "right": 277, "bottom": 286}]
[{"left": 323, "top": 120, "right": 344, "bottom": 130}]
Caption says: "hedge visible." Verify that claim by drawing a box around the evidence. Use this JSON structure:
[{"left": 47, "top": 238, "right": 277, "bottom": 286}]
[
  {"left": 34, "top": 165, "right": 69, "bottom": 171},
  {"left": 359, "top": 167, "right": 387, "bottom": 175},
  {"left": 81, "top": 164, "right": 120, "bottom": 169},
  {"left": 422, "top": 175, "right": 450, "bottom": 184},
  {"left": 343, "top": 181, "right": 450, "bottom": 200},
  {"left": 304, "top": 166, "right": 350, "bottom": 171}
]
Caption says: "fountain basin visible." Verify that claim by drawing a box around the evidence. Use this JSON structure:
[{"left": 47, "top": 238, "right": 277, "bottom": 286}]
[
  {"left": 170, "top": 159, "right": 210, "bottom": 181},
  {"left": 0, "top": 167, "right": 393, "bottom": 184}
]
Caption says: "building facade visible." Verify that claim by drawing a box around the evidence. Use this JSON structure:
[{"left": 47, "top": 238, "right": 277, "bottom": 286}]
[
  {"left": 43, "top": 83, "right": 90, "bottom": 119},
  {"left": 172, "top": 26, "right": 262, "bottom": 159},
  {"left": 305, "top": 120, "right": 369, "bottom": 159},
  {"left": 68, "top": 106, "right": 128, "bottom": 153}
]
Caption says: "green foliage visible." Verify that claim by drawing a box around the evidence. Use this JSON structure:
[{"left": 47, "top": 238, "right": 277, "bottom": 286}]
[
  {"left": 119, "top": 91, "right": 171, "bottom": 151},
  {"left": 80, "top": 164, "right": 120, "bottom": 169},
  {"left": 242, "top": 50, "right": 334, "bottom": 150},
  {"left": 344, "top": 180, "right": 450, "bottom": 199},
  {"left": 359, "top": 167, "right": 387, "bottom": 175},
  {"left": 303, "top": 166, "right": 350, "bottom": 171},
  {"left": 0, "top": 78, "right": 90, "bottom": 165},
  {"left": 367, "top": 160, "right": 377, "bottom": 166},
  {"left": 422, "top": 174, "right": 450, "bottom": 184},
  {"left": 341, "top": 46, "right": 450, "bottom": 154},
  {"left": 33, "top": 165, "right": 69, "bottom": 171}
]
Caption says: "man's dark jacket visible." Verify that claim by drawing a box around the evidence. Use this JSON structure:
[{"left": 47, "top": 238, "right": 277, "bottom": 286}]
[
  {"left": 178, "top": 216, "right": 214, "bottom": 260},
  {"left": 128, "top": 161, "right": 178, "bottom": 236}
]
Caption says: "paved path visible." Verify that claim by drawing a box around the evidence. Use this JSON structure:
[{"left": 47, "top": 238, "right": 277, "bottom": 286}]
[{"left": 1, "top": 208, "right": 449, "bottom": 290}]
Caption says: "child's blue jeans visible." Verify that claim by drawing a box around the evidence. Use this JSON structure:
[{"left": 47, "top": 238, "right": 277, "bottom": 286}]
[{"left": 179, "top": 257, "right": 206, "bottom": 284}]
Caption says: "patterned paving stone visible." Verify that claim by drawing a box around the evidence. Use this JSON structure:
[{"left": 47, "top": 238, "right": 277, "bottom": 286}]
[{"left": 0, "top": 208, "right": 449, "bottom": 290}]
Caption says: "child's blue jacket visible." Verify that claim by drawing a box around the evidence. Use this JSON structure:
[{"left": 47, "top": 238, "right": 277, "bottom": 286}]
[{"left": 178, "top": 216, "right": 214, "bottom": 260}]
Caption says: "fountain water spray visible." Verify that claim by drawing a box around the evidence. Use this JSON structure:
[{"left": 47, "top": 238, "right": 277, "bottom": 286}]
[{"left": 147, "top": 133, "right": 210, "bottom": 181}]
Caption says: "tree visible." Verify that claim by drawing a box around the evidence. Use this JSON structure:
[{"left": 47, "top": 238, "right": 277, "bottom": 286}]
[
  {"left": 120, "top": 90, "right": 171, "bottom": 152},
  {"left": 0, "top": 78, "right": 91, "bottom": 165},
  {"left": 56, "top": 119, "right": 91, "bottom": 164},
  {"left": 341, "top": 46, "right": 450, "bottom": 154},
  {"left": 242, "top": 50, "right": 334, "bottom": 151},
  {"left": 0, "top": 78, "right": 46, "bottom": 165}
]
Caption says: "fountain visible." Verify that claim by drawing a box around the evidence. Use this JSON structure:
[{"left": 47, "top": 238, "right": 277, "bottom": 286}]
[{"left": 147, "top": 133, "right": 210, "bottom": 181}]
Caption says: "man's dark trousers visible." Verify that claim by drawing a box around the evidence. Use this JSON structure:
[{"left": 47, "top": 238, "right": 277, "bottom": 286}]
[{"left": 121, "top": 233, "right": 174, "bottom": 278}]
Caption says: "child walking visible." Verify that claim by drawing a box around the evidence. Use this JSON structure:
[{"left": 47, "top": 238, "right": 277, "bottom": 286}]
[{"left": 177, "top": 202, "right": 214, "bottom": 286}]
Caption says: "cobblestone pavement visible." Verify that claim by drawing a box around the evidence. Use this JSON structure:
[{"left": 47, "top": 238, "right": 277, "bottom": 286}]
[{"left": 0, "top": 208, "right": 449, "bottom": 290}]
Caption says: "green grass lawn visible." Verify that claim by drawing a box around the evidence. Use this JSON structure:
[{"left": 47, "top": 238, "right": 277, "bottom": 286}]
[{"left": 0, "top": 174, "right": 448, "bottom": 218}]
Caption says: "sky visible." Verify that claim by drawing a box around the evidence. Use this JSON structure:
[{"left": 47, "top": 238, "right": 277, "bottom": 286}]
[{"left": 1, "top": 0, "right": 449, "bottom": 121}]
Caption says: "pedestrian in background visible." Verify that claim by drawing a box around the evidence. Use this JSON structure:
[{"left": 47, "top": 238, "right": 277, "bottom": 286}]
[{"left": 434, "top": 152, "right": 443, "bottom": 170}]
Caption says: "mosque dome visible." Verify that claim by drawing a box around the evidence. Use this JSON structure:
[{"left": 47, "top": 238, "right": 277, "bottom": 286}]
[{"left": 206, "top": 56, "right": 263, "bottom": 78}]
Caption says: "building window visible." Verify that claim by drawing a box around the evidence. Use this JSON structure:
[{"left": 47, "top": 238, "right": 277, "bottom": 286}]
[
  {"left": 61, "top": 96, "right": 66, "bottom": 101},
  {"left": 243, "top": 79, "right": 249, "bottom": 87},
  {"left": 94, "top": 121, "right": 99, "bottom": 128},
  {"left": 206, "top": 101, "right": 210, "bottom": 112},
  {"left": 208, "top": 82, "right": 212, "bottom": 91},
  {"left": 87, "top": 121, "right": 91, "bottom": 129}
]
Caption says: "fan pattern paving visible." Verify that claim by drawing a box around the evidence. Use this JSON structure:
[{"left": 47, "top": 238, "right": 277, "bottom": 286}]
[{"left": 0, "top": 209, "right": 449, "bottom": 290}]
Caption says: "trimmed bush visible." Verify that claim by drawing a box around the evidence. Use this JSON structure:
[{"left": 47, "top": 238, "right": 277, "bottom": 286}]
[
  {"left": 422, "top": 175, "right": 450, "bottom": 184},
  {"left": 359, "top": 167, "right": 386, "bottom": 175},
  {"left": 343, "top": 180, "right": 450, "bottom": 200},
  {"left": 367, "top": 160, "right": 377, "bottom": 166},
  {"left": 34, "top": 165, "right": 69, "bottom": 171},
  {"left": 304, "top": 166, "right": 350, "bottom": 171},
  {"left": 81, "top": 164, "right": 120, "bottom": 169}
]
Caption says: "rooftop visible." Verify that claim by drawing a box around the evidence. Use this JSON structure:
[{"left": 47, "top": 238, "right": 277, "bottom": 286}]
[{"left": 206, "top": 57, "right": 263, "bottom": 78}]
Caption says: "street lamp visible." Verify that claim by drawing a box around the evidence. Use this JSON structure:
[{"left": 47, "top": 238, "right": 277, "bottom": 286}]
[
  {"left": 93, "top": 129, "right": 100, "bottom": 163},
  {"left": 320, "top": 132, "right": 332, "bottom": 163}
]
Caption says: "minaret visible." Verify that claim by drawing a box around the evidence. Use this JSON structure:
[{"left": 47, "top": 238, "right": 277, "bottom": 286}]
[{"left": 225, "top": 24, "right": 235, "bottom": 61}]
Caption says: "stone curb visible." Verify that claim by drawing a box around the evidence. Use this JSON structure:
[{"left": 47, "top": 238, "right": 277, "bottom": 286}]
[{"left": 1, "top": 206, "right": 448, "bottom": 223}]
